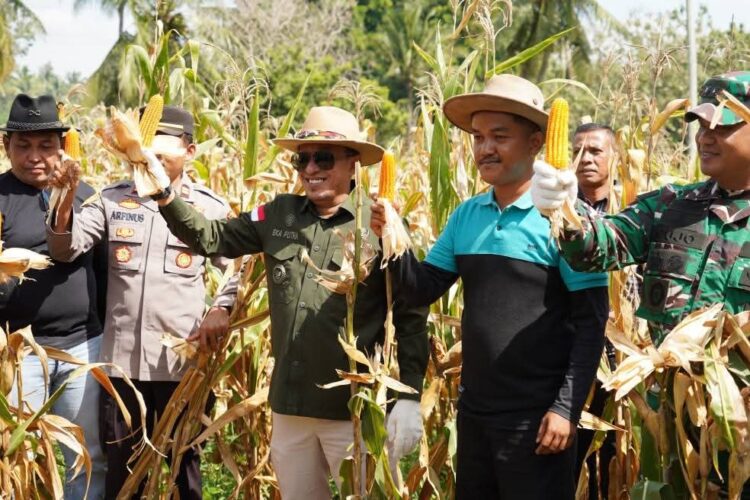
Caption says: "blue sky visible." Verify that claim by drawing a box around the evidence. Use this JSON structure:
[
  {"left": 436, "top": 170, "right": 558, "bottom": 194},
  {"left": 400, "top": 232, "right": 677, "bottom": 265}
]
[{"left": 17, "top": 0, "right": 750, "bottom": 77}]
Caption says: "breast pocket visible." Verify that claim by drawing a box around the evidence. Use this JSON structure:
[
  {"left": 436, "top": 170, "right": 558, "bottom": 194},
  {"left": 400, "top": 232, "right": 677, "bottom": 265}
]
[
  {"left": 108, "top": 224, "right": 145, "bottom": 271},
  {"left": 727, "top": 257, "right": 750, "bottom": 311},
  {"left": 639, "top": 244, "right": 697, "bottom": 325},
  {"left": 267, "top": 245, "right": 301, "bottom": 304},
  {"left": 164, "top": 232, "right": 205, "bottom": 276}
]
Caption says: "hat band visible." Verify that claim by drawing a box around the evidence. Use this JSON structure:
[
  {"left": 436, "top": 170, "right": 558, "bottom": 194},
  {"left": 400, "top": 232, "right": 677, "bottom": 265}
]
[
  {"left": 4, "top": 120, "right": 65, "bottom": 131},
  {"left": 295, "top": 129, "right": 348, "bottom": 140}
]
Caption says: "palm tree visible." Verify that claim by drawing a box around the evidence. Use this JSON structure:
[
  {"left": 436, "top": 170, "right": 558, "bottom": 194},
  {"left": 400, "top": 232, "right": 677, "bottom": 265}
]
[
  {"left": 505, "top": 0, "right": 622, "bottom": 81},
  {"left": 73, "top": 0, "right": 129, "bottom": 38},
  {"left": 0, "top": 1, "right": 44, "bottom": 83}
]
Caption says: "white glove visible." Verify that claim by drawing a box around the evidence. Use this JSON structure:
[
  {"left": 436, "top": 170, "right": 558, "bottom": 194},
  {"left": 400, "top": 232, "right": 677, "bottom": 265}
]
[
  {"left": 530, "top": 160, "right": 578, "bottom": 211},
  {"left": 142, "top": 149, "right": 172, "bottom": 191},
  {"left": 386, "top": 399, "right": 422, "bottom": 461}
]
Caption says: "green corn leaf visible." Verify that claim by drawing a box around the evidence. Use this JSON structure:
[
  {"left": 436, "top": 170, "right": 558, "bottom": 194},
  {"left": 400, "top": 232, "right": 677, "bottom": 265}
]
[{"left": 486, "top": 27, "right": 577, "bottom": 78}]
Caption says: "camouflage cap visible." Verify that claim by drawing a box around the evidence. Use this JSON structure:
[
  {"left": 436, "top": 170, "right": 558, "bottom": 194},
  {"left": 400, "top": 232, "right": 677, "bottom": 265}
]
[{"left": 685, "top": 71, "right": 750, "bottom": 126}]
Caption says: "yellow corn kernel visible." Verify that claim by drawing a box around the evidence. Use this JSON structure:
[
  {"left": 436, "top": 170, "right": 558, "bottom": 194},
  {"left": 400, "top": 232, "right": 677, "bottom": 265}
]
[
  {"left": 378, "top": 151, "right": 396, "bottom": 201},
  {"left": 63, "top": 128, "right": 81, "bottom": 161},
  {"left": 545, "top": 98, "right": 570, "bottom": 169},
  {"left": 139, "top": 94, "right": 164, "bottom": 147}
]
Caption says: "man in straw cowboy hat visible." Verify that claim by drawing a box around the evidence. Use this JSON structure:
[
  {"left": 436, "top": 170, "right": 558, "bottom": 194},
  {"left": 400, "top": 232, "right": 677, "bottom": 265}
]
[
  {"left": 371, "top": 74, "right": 609, "bottom": 499},
  {"left": 0, "top": 94, "right": 108, "bottom": 498},
  {"left": 147, "top": 105, "right": 429, "bottom": 498},
  {"left": 47, "top": 105, "right": 239, "bottom": 498}
]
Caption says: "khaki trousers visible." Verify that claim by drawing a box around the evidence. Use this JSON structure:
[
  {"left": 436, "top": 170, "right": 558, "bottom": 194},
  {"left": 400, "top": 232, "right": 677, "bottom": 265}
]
[{"left": 271, "top": 412, "right": 362, "bottom": 500}]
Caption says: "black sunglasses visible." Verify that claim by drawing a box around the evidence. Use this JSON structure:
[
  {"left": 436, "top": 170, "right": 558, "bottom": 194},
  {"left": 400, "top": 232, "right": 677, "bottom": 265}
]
[{"left": 291, "top": 150, "right": 355, "bottom": 171}]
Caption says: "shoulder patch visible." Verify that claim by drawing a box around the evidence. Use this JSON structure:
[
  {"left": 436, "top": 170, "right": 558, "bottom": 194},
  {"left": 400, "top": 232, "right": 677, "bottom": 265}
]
[
  {"left": 82, "top": 192, "right": 101, "bottom": 207},
  {"left": 102, "top": 180, "right": 133, "bottom": 192},
  {"left": 249, "top": 204, "right": 266, "bottom": 222},
  {"left": 192, "top": 184, "right": 227, "bottom": 205}
]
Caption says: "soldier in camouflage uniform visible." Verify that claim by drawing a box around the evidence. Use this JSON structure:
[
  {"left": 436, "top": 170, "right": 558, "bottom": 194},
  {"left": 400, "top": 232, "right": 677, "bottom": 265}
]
[{"left": 531, "top": 71, "right": 750, "bottom": 347}]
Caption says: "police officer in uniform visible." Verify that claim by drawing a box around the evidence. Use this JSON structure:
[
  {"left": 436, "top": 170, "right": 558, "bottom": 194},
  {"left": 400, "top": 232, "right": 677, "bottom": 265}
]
[
  {"left": 150, "top": 106, "right": 429, "bottom": 499},
  {"left": 47, "top": 106, "right": 238, "bottom": 499}
]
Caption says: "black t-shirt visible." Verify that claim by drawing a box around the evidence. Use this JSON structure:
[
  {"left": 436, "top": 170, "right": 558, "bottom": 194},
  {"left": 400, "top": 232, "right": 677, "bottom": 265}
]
[{"left": 0, "top": 171, "right": 106, "bottom": 348}]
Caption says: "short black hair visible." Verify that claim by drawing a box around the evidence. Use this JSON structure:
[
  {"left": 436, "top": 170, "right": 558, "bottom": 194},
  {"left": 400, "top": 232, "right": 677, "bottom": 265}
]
[
  {"left": 574, "top": 123, "right": 615, "bottom": 138},
  {"left": 512, "top": 114, "right": 542, "bottom": 135},
  {"left": 181, "top": 133, "right": 193, "bottom": 146}
]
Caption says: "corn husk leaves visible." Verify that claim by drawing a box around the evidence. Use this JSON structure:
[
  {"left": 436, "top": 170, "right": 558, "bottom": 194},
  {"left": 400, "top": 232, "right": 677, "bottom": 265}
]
[
  {"left": 0, "top": 325, "right": 149, "bottom": 500},
  {"left": 379, "top": 199, "right": 412, "bottom": 268},
  {"left": 301, "top": 229, "right": 377, "bottom": 295},
  {"left": 95, "top": 107, "right": 180, "bottom": 197},
  {"left": 0, "top": 246, "right": 52, "bottom": 283}
]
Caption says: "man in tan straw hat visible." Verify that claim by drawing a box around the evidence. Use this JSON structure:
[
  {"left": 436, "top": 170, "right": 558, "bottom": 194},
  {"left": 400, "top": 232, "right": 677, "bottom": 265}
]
[
  {"left": 146, "top": 105, "right": 429, "bottom": 498},
  {"left": 371, "top": 74, "right": 608, "bottom": 499}
]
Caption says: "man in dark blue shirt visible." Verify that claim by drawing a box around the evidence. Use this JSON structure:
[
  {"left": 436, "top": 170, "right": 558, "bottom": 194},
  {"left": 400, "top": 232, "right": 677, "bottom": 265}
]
[
  {"left": 0, "top": 94, "right": 107, "bottom": 499},
  {"left": 372, "top": 75, "right": 609, "bottom": 499}
]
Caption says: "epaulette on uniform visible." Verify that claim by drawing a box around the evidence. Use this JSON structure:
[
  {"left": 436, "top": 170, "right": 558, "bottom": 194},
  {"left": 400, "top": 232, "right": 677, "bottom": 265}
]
[
  {"left": 102, "top": 179, "right": 133, "bottom": 192},
  {"left": 82, "top": 191, "right": 101, "bottom": 207},
  {"left": 192, "top": 183, "right": 228, "bottom": 207}
]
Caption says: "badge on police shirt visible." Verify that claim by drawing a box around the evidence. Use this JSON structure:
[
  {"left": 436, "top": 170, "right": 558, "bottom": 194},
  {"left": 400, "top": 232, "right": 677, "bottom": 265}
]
[
  {"left": 115, "top": 226, "right": 135, "bottom": 238},
  {"left": 119, "top": 199, "right": 140, "bottom": 210},
  {"left": 176, "top": 252, "right": 193, "bottom": 268},
  {"left": 285, "top": 213, "right": 295, "bottom": 227},
  {"left": 114, "top": 246, "right": 132, "bottom": 263}
]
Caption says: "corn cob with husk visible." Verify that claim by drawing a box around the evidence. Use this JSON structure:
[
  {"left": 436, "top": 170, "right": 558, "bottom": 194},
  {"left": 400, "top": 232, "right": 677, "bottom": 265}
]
[
  {"left": 0, "top": 212, "right": 51, "bottom": 283},
  {"left": 46, "top": 128, "right": 82, "bottom": 226},
  {"left": 377, "top": 151, "right": 412, "bottom": 268},
  {"left": 95, "top": 94, "right": 173, "bottom": 197},
  {"left": 543, "top": 98, "right": 582, "bottom": 236}
]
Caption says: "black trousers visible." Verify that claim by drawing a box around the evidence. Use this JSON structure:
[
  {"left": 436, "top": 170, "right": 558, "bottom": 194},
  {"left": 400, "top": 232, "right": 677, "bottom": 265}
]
[
  {"left": 456, "top": 410, "right": 576, "bottom": 500},
  {"left": 101, "top": 378, "right": 203, "bottom": 500}
]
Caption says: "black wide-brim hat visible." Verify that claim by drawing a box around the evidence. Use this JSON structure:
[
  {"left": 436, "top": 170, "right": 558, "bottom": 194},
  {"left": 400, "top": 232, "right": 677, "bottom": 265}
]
[{"left": 0, "top": 94, "right": 69, "bottom": 133}]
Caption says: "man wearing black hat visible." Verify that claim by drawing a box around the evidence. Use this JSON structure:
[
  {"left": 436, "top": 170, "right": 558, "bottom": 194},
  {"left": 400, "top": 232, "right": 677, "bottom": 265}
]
[
  {"left": 0, "top": 94, "right": 108, "bottom": 498},
  {"left": 47, "top": 105, "right": 239, "bottom": 499}
]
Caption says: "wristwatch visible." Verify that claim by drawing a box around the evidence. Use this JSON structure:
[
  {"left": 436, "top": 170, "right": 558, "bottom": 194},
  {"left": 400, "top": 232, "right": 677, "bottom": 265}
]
[{"left": 150, "top": 185, "right": 173, "bottom": 201}]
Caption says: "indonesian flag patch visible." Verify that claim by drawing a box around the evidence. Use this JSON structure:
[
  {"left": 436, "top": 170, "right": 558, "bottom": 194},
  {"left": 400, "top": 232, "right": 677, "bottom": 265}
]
[{"left": 250, "top": 205, "right": 266, "bottom": 222}]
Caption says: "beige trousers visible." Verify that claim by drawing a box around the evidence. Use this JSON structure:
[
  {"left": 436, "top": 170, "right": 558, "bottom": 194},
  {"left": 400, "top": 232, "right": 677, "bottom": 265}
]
[{"left": 271, "top": 412, "right": 362, "bottom": 500}]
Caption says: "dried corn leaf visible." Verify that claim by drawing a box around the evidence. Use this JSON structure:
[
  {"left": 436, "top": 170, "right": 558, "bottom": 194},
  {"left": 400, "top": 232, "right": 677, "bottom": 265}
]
[
  {"left": 379, "top": 199, "right": 412, "bottom": 268},
  {"left": 161, "top": 332, "right": 198, "bottom": 364},
  {"left": 578, "top": 411, "right": 625, "bottom": 432},
  {"left": 719, "top": 90, "right": 750, "bottom": 124},
  {"left": 185, "top": 387, "right": 269, "bottom": 449},
  {"left": 0, "top": 248, "right": 51, "bottom": 283}
]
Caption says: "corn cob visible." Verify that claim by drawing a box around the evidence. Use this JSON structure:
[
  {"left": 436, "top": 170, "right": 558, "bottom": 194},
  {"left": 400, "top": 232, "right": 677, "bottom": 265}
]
[
  {"left": 545, "top": 98, "right": 570, "bottom": 169},
  {"left": 64, "top": 128, "right": 82, "bottom": 161},
  {"left": 139, "top": 94, "right": 164, "bottom": 147},
  {"left": 378, "top": 151, "right": 396, "bottom": 201}
]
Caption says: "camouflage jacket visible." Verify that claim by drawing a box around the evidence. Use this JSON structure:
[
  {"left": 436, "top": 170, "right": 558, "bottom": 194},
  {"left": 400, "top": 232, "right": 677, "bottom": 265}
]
[{"left": 559, "top": 180, "right": 750, "bottom": 345}]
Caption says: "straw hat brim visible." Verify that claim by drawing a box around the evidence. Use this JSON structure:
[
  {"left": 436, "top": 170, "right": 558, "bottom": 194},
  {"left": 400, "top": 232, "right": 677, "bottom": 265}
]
[
  {"left": 443, "top": 94, "right": 549, "bottom": 133},
  {"left": 273, "top": 138, "right": 385, "bottom": 166}
]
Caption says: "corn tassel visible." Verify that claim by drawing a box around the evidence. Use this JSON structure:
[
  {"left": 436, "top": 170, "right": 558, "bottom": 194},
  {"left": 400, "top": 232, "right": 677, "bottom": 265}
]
[
  {"left": 139, "top": 94, "right": 164, "bottom": 148},
  {"left": 545, "top": 98, "right": 570, "bottom": 169},
  {"left": 378, "top": 151, "right": 396, "bottom": 201}
]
